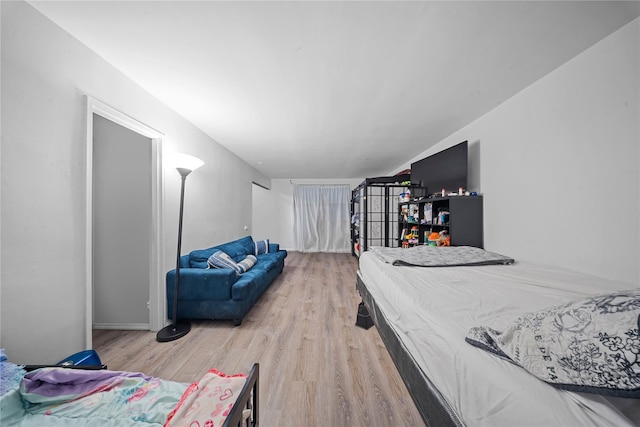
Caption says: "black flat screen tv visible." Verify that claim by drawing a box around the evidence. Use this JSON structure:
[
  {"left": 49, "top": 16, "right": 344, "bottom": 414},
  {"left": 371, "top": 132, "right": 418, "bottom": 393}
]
[{"left": 411, "top": 140, "right": 468, "bottom": 195}]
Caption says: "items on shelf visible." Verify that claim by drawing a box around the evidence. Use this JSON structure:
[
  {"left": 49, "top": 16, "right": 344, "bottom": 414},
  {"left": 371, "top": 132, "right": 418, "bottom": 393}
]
[
  {"left": 401, "top": 226, "right": 420, "bottom": 248},
  {"left": 407, "top": 204, "right": 419, "bottom": 223},
  {"left": 397, "top": 195, "right": 484, "bottom": 248},
  {"left": 437, "top": 209, "right": 450, "bottom": 225},
  {"left": 423, "top": 203, "right": 433, "bottom": 224},
  {"left": 408, "top": 226, "right": 419, "bottom": 245},
  {"left": 399, "top": 189, "right": 411, "bottom": 202},
  {"left": 427, "top": 230, "right": 450, "bottom": 246},
  {"left": 351, "top": 175, "right": 426, "bottom": 256},
  {"left": 351, "top": 212, "right": 359, "bottom": 227}
]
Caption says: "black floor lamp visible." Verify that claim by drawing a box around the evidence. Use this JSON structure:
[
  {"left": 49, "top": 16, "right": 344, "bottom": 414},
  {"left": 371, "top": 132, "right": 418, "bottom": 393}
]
[{"left": 157, "top": 153, "right": 204, "bottom": 342}]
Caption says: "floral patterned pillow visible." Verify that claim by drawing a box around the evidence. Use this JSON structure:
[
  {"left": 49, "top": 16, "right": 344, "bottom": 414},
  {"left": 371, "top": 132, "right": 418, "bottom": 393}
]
[{"left": 466, "top": 288, "right": 640, "bottom": 397}]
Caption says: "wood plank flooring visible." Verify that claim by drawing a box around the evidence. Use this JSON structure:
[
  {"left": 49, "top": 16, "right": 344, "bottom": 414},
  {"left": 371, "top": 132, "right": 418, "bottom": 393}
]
[{"left": 93, "top": 252, "right": 425, "bottom": 427}]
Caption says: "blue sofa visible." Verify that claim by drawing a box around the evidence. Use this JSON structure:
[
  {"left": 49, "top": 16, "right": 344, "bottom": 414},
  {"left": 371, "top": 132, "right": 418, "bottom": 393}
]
[{"left": 166, "top": 236, "right": 287, "bottom": 326}]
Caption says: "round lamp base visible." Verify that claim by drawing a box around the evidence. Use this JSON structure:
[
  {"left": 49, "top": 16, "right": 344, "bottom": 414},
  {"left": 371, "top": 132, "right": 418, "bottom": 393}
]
[{"left": 156, "top": 320, "right": 191, "bottom": 342}]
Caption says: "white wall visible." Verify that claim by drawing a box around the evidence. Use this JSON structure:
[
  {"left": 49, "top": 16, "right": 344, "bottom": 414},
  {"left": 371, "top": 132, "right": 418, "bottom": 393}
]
[
  {"left": 392, "top": 18, "right": 640, "bottom": 286},
  {"left": 0, "top": 1, "right": 269, "bottom": 363},
  {"left": 252, "top": 179, "right": 363, "bottom": 251}
]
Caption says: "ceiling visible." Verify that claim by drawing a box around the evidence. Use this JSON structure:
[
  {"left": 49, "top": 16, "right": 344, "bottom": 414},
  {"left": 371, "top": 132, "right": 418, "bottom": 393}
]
[{"left": 28, "top": 1, "right": 640, "bottom": 179}]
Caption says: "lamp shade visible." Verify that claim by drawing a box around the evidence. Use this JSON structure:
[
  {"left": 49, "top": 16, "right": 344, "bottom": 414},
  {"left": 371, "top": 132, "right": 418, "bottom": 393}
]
[{"left": 166, "top": 152, "right": 204, "bottom": 173}]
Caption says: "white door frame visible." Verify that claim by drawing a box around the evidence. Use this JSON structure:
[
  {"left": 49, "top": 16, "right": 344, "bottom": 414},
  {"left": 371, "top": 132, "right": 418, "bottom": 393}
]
[{"left": 85, "top": 96, "right": 165, "bottom": 348}]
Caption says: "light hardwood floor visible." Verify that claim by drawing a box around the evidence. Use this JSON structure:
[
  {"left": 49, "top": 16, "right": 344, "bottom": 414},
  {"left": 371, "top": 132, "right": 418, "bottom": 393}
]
[{"left": 93, "top": 252, "right": 425, "bottom": 427}]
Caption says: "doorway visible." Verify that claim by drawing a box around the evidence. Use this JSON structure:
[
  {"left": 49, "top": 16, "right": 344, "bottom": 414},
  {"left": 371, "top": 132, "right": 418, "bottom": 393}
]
[
  {"left": 92, "top": 115, "right": 151, "bottom": 328},
  {"left": 84, "top": 97, "right": 165, "bottom": 349}
]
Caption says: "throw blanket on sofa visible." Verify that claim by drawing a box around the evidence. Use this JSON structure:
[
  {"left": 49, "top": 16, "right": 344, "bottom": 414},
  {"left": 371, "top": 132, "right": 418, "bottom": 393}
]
[{"left": 369, "top": 245, "right": 514, "bottom": 267}]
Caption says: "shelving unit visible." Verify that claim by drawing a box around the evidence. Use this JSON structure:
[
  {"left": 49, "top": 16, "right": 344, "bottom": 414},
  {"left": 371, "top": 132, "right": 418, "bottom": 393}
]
[
  {"left": 398, "top": 195, "right": 483, "bottom": 248},
  {"left": 351, "top": 175, "right": 425, "bottom": 257}
]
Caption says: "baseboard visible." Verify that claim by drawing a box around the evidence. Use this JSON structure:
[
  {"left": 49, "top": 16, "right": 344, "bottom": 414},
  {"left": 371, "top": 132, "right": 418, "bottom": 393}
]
[{"left": 92, "top": 323, "right": 149, "bottom": 330}]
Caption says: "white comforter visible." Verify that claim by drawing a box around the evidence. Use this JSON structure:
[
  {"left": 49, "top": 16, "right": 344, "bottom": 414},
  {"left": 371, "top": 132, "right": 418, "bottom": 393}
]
[{"left": 358, "top": 251, "right": 640, "bottom": 426}]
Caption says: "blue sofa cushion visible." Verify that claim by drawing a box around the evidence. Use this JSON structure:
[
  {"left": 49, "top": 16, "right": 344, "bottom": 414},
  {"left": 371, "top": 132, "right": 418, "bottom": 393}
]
[
  {"left": 256, "top": 251, "right": 286, "bottom": 272},
  {"left": 256, "top": 257, "right": 277, "bottom": 273},
  {"left": 167, "top": 268, "right": 237, "bottom": 302},
  {"left": 189, "top": 248, "right": 213, "bottom": 269},
  {"left": 217, "top": 236, "right": 255, "bottom": 262},
  {"left": 208, "top": 250, "right": 242, "bottom": 274},
  {"left": 254, "top": 239, "right": 269, "bottom": 255},
  {"left": 237, "top": 255, "right": 257, "bottom": 273},
  {"left": 189, "top": 236, "right": 256, "bottom": 268}
]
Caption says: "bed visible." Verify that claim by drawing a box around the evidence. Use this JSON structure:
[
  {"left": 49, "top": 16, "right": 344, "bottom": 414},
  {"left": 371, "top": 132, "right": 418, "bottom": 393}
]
[
  {"left": 356, "top": 245, "right": 639, "bottom": 426},
  {"left": 0, "top": 350, "right": 259, "bottom": 427}
]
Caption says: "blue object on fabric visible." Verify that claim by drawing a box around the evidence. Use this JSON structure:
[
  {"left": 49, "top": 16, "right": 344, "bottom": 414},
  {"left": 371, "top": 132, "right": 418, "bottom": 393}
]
[{"left": 56, "top": 350, "right": 102, "bottom": 367}]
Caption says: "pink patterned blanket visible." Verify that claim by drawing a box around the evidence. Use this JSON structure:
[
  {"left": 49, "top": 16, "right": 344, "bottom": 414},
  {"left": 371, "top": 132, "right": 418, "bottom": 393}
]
[{"left": 165, "top": 368, "right": 248, "bottom": 427}]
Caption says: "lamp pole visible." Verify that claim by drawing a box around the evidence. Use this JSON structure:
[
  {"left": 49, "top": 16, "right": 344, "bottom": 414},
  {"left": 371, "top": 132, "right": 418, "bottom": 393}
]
[{"left": 157, "top": 155, "right": 203, "bottom": 342}]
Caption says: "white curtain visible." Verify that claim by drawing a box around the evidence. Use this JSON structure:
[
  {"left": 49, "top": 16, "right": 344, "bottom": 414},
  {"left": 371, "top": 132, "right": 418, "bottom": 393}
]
[{"left": 292, "top": 184, "right": 351, "bottom": 253}]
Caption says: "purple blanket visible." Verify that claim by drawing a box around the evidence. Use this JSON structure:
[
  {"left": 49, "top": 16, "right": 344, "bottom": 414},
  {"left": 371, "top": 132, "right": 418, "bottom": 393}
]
[{"left": 21, "top": 367, "right": 150, "bottom": 402}]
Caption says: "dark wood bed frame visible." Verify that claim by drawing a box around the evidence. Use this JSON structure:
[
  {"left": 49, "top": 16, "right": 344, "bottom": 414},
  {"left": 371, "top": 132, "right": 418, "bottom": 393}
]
[
  {"left": 356, "top": 272, "right": 463, "bottom": 427},
  {"left": 223, "top": 363, "right": 260, "bottom": 427}
]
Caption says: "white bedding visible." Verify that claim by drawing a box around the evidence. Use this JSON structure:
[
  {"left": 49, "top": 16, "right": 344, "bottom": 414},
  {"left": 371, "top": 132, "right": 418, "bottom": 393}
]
[{"left": 358, "top": 251, "right": 640, "bottom": 426}]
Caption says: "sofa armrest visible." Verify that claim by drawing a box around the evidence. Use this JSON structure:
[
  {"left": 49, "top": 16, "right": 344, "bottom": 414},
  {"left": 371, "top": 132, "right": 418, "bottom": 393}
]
[
  {"left": 179, "top": 254, "right": 190, "bottom": 269},
  {"left": 167, "top": 268, "right": 238, "bottom": 301},
  {"left": 268, "top": 243, "right": 280, "bottom": 252}
]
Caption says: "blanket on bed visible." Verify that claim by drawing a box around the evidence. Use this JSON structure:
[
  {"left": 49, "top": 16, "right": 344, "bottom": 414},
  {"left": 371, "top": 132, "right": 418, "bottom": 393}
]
[
  {"left": 21, "top": 367, "right": 151, "bottom": 402},
  {"left": 1, "top": 367, "right": 188, "bottom": 426},
  {"left": 165, "top": 368, "right": 248, "bottom": 427},
  {"left": 466, "top": 288, "right": 640, "bottom": 398},
  {"left": 0, "top": 349, "right": 25, "bottom": 397},
  {"left": 369, "top": 245, "right": 514, "bottom": 267}
]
